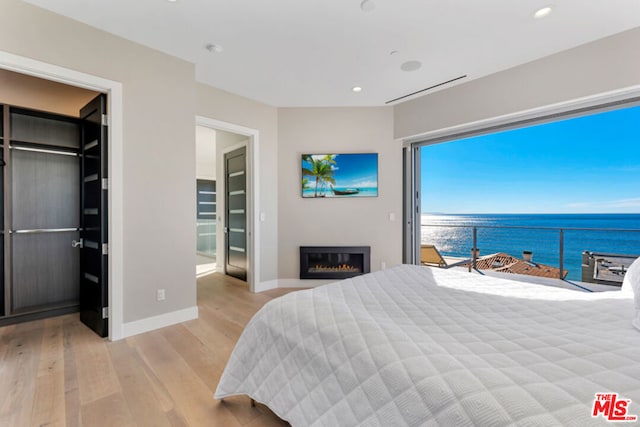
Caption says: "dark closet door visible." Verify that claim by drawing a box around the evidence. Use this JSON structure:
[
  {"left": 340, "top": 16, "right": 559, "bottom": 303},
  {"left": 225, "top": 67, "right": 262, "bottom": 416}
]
[
  {"left": 79, "top": 95, "right": 108, "bottom": 337},
  {"left": 224, "top": 147, "right": 247, "bottom": 281}
]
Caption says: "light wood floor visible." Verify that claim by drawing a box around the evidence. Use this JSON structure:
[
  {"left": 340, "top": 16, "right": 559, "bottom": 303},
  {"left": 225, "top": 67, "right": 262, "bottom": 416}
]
[{"left": 0, "top": 273, "right": 300, "bottom": 426}]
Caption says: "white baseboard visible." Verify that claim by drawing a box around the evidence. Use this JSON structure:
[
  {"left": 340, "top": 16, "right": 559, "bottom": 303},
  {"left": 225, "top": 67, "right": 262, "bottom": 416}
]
[
  {"left": 253, "top": 278, "right": 332, "bottom": 292},
  {"left": 252, "top": 278, "right": 334, "bottom": 290},
  {"left": 278, "top": 279, "right": 334, "bottom": 288},
  {"left": 254, "top": 279, "right": 280, "bottom": 293},
  {"left": 122, "top": 306, "right": 199, "bottom": 338}
]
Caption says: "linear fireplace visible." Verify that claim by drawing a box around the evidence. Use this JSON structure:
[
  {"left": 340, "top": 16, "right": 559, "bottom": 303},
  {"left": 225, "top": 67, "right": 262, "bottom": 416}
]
[{"left": 300, "top": 246, "right": 371, "bottom": 280}]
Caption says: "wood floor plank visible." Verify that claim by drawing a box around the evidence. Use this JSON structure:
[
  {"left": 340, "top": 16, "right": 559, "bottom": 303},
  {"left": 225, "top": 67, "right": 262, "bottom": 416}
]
[
  {"left": 126, "top": 338, "right": 179, "bottom": 414},
  {"left": 161, "top": 324, "right": 222, "bottom": 393},
  {"left": 199, "top": 290, "right": 259, "bottom": 325},
  {"left": 0, "top": 323, "right": 16, "bottom": 361},
  {"left": 161, "top": 324, "right": 278, "bottom": 426},
  {"left": 62, "top": 315, "right": 82, "bottom": 427},
  {"left": 71, "top": 318, "right": 121, "bottom": 405},
  {"left": 131, "top": 330, "right": 242, "bottom": 427},
  {"left": 0, "top": 320, "right": 44, "bottom": 426},
  {"left": 220, "top": 396, "right": 290, "bottom": 427},
  {"left": 165, "top": 408, "right": 190, "bottom": 427},
  {"left": 31, "top": 371, "right": 66, "bottom": 427},
  {"left": 80, "top": 392, "right": 136, "bottom": 427},
  {"left": 196, "top": 303, "right": 246, "bottom": 341},
  {"left": 0, "top": 273, "right": 298, "bottom": 427},
  {"left": 30, "top": 317, "right": 66, "bottom": 427},
  {"left": 37, "top": 317, "right": 64, "bottom": 376},
  {"left": 108, "top": 339, "right": 173, "bottom": 427},
  {"left": 261, "top": 288, "right": 305, "bottom": 299}
]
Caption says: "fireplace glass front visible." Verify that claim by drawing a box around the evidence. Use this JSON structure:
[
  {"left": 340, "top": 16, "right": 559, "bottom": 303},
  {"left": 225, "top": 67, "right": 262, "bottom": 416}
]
[{"left": 300, "top": 246, "right": 371, "bottom": 280}]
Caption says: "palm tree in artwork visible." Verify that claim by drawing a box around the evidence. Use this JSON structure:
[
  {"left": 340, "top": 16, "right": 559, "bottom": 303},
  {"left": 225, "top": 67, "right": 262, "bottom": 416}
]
[
  {"left": 302, "top": 155, "right": 336, "bottom": 197},
  {"left": 318, "top": 173, "right": 336, "bottom": 196}
]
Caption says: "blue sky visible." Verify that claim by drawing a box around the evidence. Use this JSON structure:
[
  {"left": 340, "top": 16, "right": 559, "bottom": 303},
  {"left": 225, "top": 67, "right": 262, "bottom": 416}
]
[
  {"left": 421, "top": 105, "right": 640, "bottom": 214},
  {"left": 304, "top": 154, "right": 378, "bottom": 188}
]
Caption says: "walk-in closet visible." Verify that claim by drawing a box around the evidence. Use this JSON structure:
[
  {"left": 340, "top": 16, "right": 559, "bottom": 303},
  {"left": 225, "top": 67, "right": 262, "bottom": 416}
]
[
  {"left": 2, "top": 105, "right": 82, "bottom": 317},
  {"left": 0, "top": 69, "right": 108, "bottom": 337}
]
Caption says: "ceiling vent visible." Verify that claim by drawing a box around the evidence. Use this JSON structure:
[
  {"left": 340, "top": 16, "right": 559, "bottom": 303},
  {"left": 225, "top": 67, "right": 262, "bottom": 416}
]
[{"left": 385, "top": 75, "right": 467, "bottom": 104}]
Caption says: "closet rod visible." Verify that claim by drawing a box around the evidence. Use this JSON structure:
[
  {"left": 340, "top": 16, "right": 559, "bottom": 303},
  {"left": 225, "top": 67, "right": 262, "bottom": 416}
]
[
  {"left": 10, "top": 145, "right": 78, "bottom": 157},
  {"left": 10, "top": 227, "right": 80, "bottom": 234}
]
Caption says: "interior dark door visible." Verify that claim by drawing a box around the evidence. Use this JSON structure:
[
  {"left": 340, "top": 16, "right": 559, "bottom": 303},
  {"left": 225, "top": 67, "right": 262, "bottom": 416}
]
[
  {"left": 224, "top": 147, "right": 247, "bottom": 281},
  {"left": 78, "top": 94, "right": 108, "bottom": 337}
]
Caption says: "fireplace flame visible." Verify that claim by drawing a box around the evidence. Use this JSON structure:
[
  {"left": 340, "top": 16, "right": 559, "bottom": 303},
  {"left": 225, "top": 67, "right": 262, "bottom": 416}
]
[{"left": 311, "top": 263, "right": 360, "bottom": 273}]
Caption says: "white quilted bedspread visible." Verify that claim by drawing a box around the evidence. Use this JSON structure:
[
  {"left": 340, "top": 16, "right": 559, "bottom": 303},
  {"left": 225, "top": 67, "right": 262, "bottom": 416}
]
[{"left": 215, "top": 265, "right": 640, "bottom": 426}]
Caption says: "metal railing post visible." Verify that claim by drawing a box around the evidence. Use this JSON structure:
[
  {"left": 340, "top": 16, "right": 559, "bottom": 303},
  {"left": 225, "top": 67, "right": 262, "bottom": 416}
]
[
  {"left": 559, "top": 229, "right": 564, "bottom": 280},
  {"left": 472, "top": 227, "right": 477, "bottom": 271}
]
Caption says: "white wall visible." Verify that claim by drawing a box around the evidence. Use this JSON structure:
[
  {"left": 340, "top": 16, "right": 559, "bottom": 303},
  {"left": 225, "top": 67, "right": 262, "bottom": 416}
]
[
  {"left": 0, "top": 0, "right": 197, "bottom": 325},
  {"left": 394, "top": 27, "right": 640, "bottom": 140},
  {"left": 196, "top": 125, "right": 216, "bottom": 180},
  {"left": 196, "top": 84, "right": 279, "bottom": 285},
  {"left": 277, "top": 107, "right": 401, "bottom": 282},
  {"left": 216, "top": 129, "right": 248, "bottom": 147}
]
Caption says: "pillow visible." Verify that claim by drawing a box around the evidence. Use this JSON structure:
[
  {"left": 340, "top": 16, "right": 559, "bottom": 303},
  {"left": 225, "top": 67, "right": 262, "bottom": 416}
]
[{"left": 623, "top": 257, "right": 640, "bottom": 330}]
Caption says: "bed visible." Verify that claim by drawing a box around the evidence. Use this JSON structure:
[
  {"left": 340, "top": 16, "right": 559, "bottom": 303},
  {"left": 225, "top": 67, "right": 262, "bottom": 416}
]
[{"left": 215, "top": 264, "right": 640, "bottom": 426}]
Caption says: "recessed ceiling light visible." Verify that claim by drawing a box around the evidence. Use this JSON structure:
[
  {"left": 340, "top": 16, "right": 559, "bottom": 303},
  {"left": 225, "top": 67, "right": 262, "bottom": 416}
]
[
  {"left": 205, "top": 43, "right": 223, "bottom": 53},
  {"left": 167, "top": 0, "right": 178, "bottom": 2},
  {"left": 360, "top": 0, "right": 375, "bottom": 12},
  {"left": 352, "top": 86, "right": 363, "bottom": 93},
  {"left": 400, "top": 60, "right": 422, "bottom": 72},
  {"left": 534, "top": 6, "right": 553, "bottom": 19}
]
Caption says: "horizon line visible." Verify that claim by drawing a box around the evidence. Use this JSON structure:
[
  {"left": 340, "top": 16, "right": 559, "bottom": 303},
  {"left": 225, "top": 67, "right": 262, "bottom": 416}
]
[{"left": 422, "top": 212, "right": 640, "bottom": 215}]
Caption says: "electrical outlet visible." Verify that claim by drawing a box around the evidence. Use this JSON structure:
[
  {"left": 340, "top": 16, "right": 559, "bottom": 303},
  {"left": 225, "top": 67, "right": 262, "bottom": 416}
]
[{"left": 156, "top": 289, "right": 166, "bottom": 301}]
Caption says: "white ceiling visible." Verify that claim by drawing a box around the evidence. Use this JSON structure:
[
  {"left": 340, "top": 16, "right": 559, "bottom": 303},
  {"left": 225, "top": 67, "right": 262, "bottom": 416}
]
[{"left": 24, "top": 0, "right": 640, "bottom": 107}]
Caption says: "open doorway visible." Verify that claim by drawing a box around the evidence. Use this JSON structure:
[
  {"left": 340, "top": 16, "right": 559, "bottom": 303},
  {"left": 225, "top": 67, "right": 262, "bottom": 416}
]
[
  {"left": 403, "top": 90, "right": 640, "bottom": 281},
  {"left": 195, "top": 126, "right": 217, "bottom": 277},
  {"left": 0, "top": 67, "right": 110, "bottom": 337},
  {"left": 0, "top": 50, "right": 124, "bottom": 340},
  {"left": 195, "top": 124, "right": 251, "bottom": 282}
]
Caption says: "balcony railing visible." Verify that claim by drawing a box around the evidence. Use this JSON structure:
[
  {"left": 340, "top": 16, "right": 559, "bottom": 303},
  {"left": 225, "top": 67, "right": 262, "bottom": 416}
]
[{"left": 421, "top": 223, "right": 640, "bottom": 281}]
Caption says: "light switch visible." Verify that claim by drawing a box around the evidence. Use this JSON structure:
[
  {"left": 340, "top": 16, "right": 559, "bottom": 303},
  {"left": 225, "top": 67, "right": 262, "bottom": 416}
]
[
  {"left": 389, "top": 212, "right": 396, "bottom": 222},
  {"left": 260, "top": 212, "right": 266, "bottom": 222}
]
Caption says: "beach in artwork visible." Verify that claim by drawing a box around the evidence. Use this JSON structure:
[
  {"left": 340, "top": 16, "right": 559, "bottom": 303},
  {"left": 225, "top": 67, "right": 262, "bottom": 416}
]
[{"left": 302, "top": 153, "right": 378, "bottom": 198}]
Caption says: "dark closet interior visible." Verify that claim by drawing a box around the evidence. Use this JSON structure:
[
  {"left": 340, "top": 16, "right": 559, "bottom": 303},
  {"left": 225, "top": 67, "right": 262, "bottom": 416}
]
[{"left": 1, "top": 104, "right": 82, "bottom": 322}]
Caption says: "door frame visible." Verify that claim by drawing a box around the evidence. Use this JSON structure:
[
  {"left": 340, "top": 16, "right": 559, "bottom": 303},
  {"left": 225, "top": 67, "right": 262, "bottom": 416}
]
[
  {"left": 0, "top": 51, "right": 124, "bottom": 340},
  {"left": 195, "top": 116, "right": 260, "bottom": 293}
]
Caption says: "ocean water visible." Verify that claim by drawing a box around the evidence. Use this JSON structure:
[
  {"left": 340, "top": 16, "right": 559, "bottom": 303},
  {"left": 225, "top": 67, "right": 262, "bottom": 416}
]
[
  {"left": 421, "top": 213, "right": 640, "bottom": 281},
  {"left": 302, "top": 187, "right": 378, "bottom": 198}
]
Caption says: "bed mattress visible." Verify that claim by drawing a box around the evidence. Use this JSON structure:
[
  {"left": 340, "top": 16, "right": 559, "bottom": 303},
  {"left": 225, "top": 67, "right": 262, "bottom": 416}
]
[{"left": 215, "top": 265, "right": 640, "bottom": 426}]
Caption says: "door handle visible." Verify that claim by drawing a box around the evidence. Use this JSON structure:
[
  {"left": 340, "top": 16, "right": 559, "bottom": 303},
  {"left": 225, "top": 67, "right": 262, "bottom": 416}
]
[
  {"left": 224, "top": 227, "right": 229, "bottom": 234},
  {"left": 72, "top": 238, "right": 84, "bottom": 248}
]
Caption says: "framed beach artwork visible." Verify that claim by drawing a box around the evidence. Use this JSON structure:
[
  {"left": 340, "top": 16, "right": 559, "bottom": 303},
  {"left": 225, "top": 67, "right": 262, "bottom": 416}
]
[{"left": 301, "top": 153, "right": 378, "bottom": 198}]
